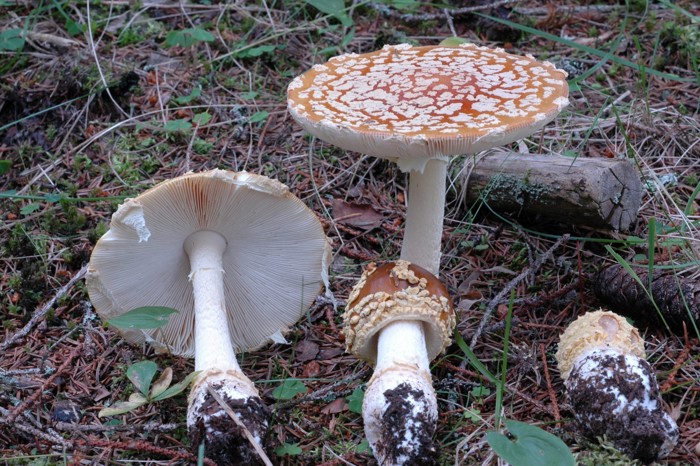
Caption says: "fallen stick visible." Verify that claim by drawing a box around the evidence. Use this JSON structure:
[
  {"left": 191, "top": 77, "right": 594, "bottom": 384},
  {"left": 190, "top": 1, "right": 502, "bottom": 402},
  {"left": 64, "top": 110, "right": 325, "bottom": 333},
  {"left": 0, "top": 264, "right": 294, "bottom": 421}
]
[{"left": 458, "top": 151, "right": 643, "bottom": 231}]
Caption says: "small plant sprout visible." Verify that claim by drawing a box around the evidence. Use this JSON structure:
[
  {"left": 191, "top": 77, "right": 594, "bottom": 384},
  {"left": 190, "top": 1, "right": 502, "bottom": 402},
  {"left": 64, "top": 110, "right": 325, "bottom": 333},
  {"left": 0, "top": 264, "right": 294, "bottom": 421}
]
[
  {"left": 555, "top": 310, "right": 679, "bottom": 462},
  {"left": 288, "top": 43, "right": 568, "bottom": 464},
  {"left": 87, "top": 170, "right": 331, "bottom": 465},
  {"left": 99, "top": 361, "right": 198, "bottom": 417},
  {"left": 344, "top": 261, "right": 454, "bottom": 464}
]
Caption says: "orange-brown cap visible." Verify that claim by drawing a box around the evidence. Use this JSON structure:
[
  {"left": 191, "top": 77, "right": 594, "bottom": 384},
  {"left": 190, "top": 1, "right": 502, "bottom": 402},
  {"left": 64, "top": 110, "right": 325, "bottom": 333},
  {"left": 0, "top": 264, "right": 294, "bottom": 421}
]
[
  {"left": 288, "top": 43, "right": 569, "bottom": 172},
  {"left": 343, "top": 260, "right": 455, "bottom": 363}
]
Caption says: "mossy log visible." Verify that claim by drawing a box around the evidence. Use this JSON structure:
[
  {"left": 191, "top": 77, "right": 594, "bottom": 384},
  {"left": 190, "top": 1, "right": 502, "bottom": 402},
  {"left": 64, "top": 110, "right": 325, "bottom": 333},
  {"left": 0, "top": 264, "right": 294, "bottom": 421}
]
[
  {"left": 459, "top": 152, "right": 643, "bottom": 231},
  {"left": 593, "top": 264, "right": 700, "bottom": 333}
]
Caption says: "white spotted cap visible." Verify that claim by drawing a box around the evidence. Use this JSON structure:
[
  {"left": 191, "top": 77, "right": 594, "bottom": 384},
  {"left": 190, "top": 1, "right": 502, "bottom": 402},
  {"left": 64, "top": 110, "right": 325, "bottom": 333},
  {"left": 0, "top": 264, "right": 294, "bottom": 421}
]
[
  {"left": 86, "top": 169, "right": 331, "bottom": 356},
  {"left": 287, "top": 43, "right": 569, "bottom": 172}
]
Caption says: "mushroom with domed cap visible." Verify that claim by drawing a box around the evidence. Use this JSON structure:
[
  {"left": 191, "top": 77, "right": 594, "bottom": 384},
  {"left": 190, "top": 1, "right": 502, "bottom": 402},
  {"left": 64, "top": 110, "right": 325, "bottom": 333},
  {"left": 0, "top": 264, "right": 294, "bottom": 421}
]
[
  {"left": 556, "top": 310, "right": 679, "bottom": 463},
  {"left": 86, "top": 169, "right": 331, "bottom": 465},
  {"left": 288, "top": 42, "right": 569, "bottom": 465}
]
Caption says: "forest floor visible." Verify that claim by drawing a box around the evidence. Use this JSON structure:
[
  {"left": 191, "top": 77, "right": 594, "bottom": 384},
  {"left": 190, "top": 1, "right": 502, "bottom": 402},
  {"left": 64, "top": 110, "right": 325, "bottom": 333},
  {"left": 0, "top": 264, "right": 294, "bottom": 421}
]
[{"left": 1, "top": 1, "right": 699, "bottom": 465}]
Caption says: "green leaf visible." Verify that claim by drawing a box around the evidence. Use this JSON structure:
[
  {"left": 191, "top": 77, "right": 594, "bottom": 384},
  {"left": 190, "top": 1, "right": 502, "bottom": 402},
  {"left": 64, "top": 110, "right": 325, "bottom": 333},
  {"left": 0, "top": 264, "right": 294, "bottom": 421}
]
[
  {"left": 163, "top": 119, "right": 192, "bottom": 132},
  {"left": 106, "top": 306, "right": 178, "bottom": 329},
  {"left": 303, "top": 0, "right": 353, "bottom": 27},
  {"left": 0, "top": 160, "right": 11, "bottom": 174},
  {"left": 272, "top": 379, "right": 307, "bottom": 400},
  {"left": 173, "top": 86, "right": 202, "bottom": 104},
  {"left": 165, "top": 28, "right": 214, "bottom": 47},
  {"left": 275, "top": 442, "right": 302, "bottom": 456},
  {"left": 486, "top": 420, "right": 575, "bottom": 466},
  {"left": 235, "top": 44, "right": 278, "bottom": 58},
  {"left": 20, "top": 203, "right": 41, "bottom": 215},
  {"left": 355, "top": 439, "right": 372, "bottom": 454},
  {"left": 152, "top": 370, "right": 200, "bottom": 401},
  {"left": 346, "top": 386, "right": 364, "bottom": 414},
  {"left": 240, "top": 91, "right": 258, "bottom": 100},
  {"left": 98, "top": 399, "right": 147, "bottom": 417},
  {"left": 127, "top": 361, "right": 158, "bottom": 397},
  {"left": 0, "top": 29, "right": 25, "bottom": 51},
  {"left": 439, "top": 37, "right": 468, "bottom": 46},
  {"left": 463, "top": 407, "right": 482, "bottom": 422},
  {"left": 192, "top": 112, "right": 212, "bottom": 126},
  {"left": 65, "top": 19, "right": 85, "bottom": 36},
  {"left": 455, "top": 333, "right": 500, "bottom": 387},
  {"left": 248, "top": 111, "right": 269, "bottom": 124}
]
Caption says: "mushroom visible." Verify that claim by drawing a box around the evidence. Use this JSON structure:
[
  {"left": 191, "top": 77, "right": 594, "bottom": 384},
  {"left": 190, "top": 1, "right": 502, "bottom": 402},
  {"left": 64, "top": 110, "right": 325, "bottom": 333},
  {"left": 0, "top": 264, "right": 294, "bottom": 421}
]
[
  {"left": 344, "top": 260, "right": 454, "bottom": 464},
  {"left": 86, "top": 169, "right": 331, "bottom": 464},
  {"left": 288, "top": 43, "right": 568, "bottom": 463},
  {"left": 555, "top": 310, "right": 679, "bottom": 463}
]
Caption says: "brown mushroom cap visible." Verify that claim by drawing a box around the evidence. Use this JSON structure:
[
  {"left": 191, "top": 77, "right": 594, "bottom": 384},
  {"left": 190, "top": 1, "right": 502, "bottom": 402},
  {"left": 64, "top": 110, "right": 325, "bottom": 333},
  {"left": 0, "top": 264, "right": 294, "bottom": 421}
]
[
  {"left": 288, "top": 43, "right": 569, "bottom": 171},
  {"left": 343, "top": 260, "right": 455, "bottom": 363},
  {"left": 555, "top": 309, "right": 645, "bottom": 380}
]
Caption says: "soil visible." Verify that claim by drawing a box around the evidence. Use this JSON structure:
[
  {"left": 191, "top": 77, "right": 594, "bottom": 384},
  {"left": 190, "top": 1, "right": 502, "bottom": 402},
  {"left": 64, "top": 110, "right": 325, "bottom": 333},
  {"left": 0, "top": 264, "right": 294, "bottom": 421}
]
[
  {"left": 375, "top": 382, "right": 438, "bottom": 466},
  {"left": 190, "top": 383, "right": 271, "bottom": 466},
  {"left": 567, "top": 350, "right": 680, "bottom": 463}
]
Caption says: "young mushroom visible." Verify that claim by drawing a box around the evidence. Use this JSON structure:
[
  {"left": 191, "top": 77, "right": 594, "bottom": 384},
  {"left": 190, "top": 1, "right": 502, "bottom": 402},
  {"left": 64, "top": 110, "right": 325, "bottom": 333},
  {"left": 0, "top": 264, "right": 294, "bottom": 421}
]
[
  {"left": 288, "top": 42, "right": 568, "bottom": 463},
  {"left": 555, "top": 310, "right": 679, "bottom": 463},
  {"left": 344, "top": 261, "right": 455, "bottom": 465},
  {"left": 87, "top": 169, "right": 331, "bottom": 464}
]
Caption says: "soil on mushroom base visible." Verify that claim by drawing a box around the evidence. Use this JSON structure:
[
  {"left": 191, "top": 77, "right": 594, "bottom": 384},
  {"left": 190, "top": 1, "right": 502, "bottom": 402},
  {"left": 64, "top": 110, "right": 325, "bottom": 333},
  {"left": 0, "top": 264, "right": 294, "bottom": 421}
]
[
  {"left": 377, "top": 382, "right": 438, "bottom": 466},
  {"left": 567, "top": 352, "right": 678, "bottom": 463},
  {"left": 189, "top": 382, "right": 271, "bottom": 466}
]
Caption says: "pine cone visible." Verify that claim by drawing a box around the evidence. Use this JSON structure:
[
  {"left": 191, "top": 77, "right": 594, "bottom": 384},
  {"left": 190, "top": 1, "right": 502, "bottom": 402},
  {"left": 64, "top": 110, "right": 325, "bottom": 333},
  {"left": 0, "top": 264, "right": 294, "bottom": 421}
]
[{"left": 593, "top": 264, "right": 700, "bottom": 333}]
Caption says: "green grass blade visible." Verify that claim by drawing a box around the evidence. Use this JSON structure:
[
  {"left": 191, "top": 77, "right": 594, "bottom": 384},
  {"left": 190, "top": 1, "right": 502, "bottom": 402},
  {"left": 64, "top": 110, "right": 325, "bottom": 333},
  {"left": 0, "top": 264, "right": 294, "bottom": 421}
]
[
  {"left": 455, "top": 333, "right": 500, "bottom": 388},
  {"left": 647, "top": 217, "right": 656, "bottom": 292},
  {"left": 476, "top": 13, "right": 692, "bottom": 82}
]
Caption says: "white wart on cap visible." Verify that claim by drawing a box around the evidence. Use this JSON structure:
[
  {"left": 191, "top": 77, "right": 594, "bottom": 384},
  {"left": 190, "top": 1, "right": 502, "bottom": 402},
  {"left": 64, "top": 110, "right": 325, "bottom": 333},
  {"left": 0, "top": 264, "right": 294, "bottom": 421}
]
[{"left": 288, "top": 42, "right": 569, "bottom": 172}]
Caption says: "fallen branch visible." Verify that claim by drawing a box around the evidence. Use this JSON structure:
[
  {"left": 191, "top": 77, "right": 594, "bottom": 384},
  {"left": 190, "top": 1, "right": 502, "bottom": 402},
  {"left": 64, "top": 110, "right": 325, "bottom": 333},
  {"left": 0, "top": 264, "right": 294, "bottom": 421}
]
[
  {"left": 5, "top": 342, "right": 85, "bottom": 423},
  {"left": 468, "top": 234, "right": 570, "bottom": 348},
  {"left": 0, "top": 264, "right": 88, "bottom": 351},
  {"left": 458, "top": 151, "right": 643, "bottom": 231}
]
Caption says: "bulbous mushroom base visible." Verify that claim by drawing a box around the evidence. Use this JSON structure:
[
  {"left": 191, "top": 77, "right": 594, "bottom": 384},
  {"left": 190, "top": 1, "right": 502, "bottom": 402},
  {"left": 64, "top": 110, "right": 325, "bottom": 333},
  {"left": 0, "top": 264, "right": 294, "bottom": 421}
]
[
  {"left": 566, "top": 349, "right": 678, "bottom": 463},
  {"left": 363, "top": 367, "right": 438, "bottom": 466},
  {"left": 187, "top": 369, "right": 270, "bottom": 465}
]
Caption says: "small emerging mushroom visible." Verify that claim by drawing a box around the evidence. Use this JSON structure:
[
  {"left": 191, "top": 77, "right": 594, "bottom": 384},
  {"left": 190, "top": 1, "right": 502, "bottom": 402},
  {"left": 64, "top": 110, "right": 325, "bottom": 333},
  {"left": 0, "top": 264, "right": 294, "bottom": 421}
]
[
  {"left": 87, "top": 170, "right": 331, "bottom": 464},
  {"left": 555, "top": 310, "right": 679, "bottom": 463},
  {"left": 288, "top": 42, "right": 568, "bottom": 463},
  {"left": 344, "top": 261, "right": 455, "bottom": 465}
]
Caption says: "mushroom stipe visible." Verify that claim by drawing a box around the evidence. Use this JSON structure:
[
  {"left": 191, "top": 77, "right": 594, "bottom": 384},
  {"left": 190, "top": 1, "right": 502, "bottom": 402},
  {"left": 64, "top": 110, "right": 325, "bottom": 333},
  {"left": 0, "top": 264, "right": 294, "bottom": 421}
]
[{"left": 87, "top": 169, "right": 331, "bottom": 464}]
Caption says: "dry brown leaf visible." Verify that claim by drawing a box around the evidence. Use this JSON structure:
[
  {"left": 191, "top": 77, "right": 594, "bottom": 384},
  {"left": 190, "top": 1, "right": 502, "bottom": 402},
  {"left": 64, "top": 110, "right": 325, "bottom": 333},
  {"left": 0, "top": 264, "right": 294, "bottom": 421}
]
[{"left": 330, "top": 198, "right": 383, "bottom": 230}]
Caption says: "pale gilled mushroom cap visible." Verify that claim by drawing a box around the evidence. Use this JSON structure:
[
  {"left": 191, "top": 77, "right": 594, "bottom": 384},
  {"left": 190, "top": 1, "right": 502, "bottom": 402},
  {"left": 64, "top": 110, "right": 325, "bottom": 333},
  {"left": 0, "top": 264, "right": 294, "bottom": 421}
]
[
  {"left": 555, "top": 309, "right": 645, "bottom": 380},
  {"left": 343, "top": 260, "right": 455, "bottom": 363},
  {"left": 86, "top": 169, "right": 331, "bottom": 356},
  {"left": 287, "top": 43, "right": 569, "bottom": 172}
]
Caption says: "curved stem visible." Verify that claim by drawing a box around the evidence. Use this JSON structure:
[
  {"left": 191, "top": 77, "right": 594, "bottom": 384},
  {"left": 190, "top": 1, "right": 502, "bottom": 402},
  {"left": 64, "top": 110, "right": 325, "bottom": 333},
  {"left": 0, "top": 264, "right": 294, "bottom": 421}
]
[{"left": 185, "top": 230, "right": 240, "bottom": 373}]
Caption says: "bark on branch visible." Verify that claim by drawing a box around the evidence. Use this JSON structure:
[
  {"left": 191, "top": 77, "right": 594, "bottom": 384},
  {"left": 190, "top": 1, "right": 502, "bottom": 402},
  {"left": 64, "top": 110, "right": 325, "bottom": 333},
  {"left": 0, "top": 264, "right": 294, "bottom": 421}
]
[{"left": 458, "top": 151, "right": 643, "bottom": 231}]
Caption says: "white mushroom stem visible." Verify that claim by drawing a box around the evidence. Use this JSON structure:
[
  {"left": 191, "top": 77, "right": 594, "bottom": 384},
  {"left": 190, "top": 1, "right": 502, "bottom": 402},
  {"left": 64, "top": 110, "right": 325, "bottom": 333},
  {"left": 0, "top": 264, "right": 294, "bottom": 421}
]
[
  {"left": 185, "top": 230, "right": 241, "bottom": 373},
  {"left": 361, "top": 160, "right": 448, "bottom": 464},
  {"left": 400, "top": 158, "right": 448, "bottom": 275},
  {"left": 184, "top": 230, "right": 269, "bottom": 461},
  {"left": 364, "top": 320, "right": 438, "bottom": 465}
]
